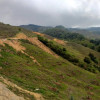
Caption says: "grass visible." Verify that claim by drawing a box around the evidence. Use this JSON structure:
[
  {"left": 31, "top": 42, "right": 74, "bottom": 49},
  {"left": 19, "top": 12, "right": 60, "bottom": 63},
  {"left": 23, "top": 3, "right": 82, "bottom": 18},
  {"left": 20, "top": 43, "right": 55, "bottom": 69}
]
[
  {"left": 8, "top": 86, "right": 36, "bottom": 100},
  {"left": 0, "top": 22, "right": 35, "bottom": 38},
  {"left": 0, "top": 37, "right": 100, "bottom": 100}
]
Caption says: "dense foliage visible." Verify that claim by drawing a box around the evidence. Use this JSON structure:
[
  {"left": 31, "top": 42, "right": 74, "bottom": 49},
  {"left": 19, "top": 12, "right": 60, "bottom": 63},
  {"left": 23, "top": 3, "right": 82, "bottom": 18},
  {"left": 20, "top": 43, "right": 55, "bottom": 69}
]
[
  {"left": 38, "top": 36, "right": 100, "bottom": 73},
  {"left": 84, "top": 57, "right": 91, "bottom": 64},
  {"left": 89, "top": 53, "right": 98, "bottom": 64},
  {"left": 38, "top": 36, "right": 79, "bottom": 64},
  {"left": 43, "top": 28, "right": 85, "bottom": 41},
  {"left": 42, "top": 28, "right": 100, "bottom": 53},
  {"left": 90, "top": 39, "right": 100, "bottom": 52},
  {"left": 20, "top": 24, "right": 52, "bottom": 32}
]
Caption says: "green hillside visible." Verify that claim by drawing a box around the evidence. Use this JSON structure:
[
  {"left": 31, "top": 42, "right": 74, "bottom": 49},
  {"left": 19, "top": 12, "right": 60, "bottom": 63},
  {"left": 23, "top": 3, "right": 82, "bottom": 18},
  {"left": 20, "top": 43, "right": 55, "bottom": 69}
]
[
  {"left": 19, "top": 24, "right": 100, "bottom": 39},
  {"left": 69, "top": 27, "right": 100, "bottom": 39},
  {"left": 0, "top": 22, "right": 35, "bottom": 38},
  {"left": 0, "top": 23, "right": 100, "bottom": 100},
  {"left": 42, "top": 28, "right": 100, "bottom": 53}
]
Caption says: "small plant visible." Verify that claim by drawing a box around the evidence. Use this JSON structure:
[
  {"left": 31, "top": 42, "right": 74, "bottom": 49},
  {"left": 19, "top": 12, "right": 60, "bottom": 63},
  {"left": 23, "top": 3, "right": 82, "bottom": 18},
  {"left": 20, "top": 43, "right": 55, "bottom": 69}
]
[{"left": 20, "top": 39, "right": 33, "bottom": 45}]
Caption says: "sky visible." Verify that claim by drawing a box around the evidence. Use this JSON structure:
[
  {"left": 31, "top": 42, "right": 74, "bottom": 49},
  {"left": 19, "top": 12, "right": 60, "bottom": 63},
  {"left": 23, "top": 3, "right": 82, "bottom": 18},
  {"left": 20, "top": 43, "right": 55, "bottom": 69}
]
[{"left": 0, "top": 0, "right": 100, "bottom": 27}]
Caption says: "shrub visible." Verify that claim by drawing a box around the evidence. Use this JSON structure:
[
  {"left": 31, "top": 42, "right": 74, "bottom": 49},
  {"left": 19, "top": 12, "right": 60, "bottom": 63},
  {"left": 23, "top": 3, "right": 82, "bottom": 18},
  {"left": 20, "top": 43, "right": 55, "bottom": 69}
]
[
  {"left": 20, "top": 39, "right": 33, "bottom": 45},
  {"left": 97, "top": 46, "right": 100, "bottom": 52},
  {"left": 89, "top": 53, "right": 98, "bottom": 64},
  {"left": 84, "top": 57, "right": 91, "bottom": 64}
]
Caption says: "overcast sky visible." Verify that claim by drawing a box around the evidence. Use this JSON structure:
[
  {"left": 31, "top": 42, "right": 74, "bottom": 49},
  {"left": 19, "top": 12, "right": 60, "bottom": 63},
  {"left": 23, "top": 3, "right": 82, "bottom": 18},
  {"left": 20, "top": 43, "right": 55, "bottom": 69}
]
[{"left": 0, "top": 0, "right": 100, "bottom": 27}]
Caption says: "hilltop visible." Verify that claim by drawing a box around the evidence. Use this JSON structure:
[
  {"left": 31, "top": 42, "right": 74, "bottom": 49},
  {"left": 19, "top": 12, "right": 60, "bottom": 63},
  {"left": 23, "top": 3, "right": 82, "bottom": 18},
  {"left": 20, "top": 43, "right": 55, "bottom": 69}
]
[
  {"left": 20, "top": 24, "right": 52, "bottom": 32},
  {"left": 0, "top": 23, "right": 100, "bottom": 100}
]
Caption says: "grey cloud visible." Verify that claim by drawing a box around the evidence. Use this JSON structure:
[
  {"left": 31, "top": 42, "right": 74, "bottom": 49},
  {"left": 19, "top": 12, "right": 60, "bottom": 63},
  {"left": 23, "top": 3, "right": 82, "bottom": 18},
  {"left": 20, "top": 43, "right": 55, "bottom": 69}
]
[{"left": 0, "top": 0, "right": 100, "bottom": 27}]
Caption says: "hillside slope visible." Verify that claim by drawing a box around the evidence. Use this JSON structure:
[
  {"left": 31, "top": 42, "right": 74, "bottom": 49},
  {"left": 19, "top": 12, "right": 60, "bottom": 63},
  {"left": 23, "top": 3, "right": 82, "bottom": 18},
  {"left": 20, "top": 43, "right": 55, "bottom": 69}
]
[
  {"left": 42, "top": 28, "right": 100, "bottom": 53},
  {"left": 0, "top": 22, "right": 36, "bottom": 38},
  {"left": 0, "top": 23, "right": 100, "bottom": 100}
]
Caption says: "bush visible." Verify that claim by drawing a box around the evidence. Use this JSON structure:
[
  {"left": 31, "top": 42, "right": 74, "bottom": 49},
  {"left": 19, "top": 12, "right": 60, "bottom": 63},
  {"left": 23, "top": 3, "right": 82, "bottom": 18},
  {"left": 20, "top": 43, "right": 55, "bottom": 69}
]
[
  {"left": 89, "top": 53, "right": 98, "bottom": 64},
  {"left": 20, "top": 39, "right": 33, "bottom": 45},
  {"left": 97, "top": 46, "right": 100, "bottom": 52},
  {"left": 84, "top": 57, "right": 91, "bottom": 64}
]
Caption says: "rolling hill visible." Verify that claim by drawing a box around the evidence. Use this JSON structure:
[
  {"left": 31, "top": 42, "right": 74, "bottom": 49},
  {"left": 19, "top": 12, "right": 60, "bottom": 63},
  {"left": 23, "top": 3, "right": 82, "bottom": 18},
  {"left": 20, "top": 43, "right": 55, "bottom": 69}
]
[
  {"left": 20, "top": 24, "right": 52, "bottom": 32},
  {"left": 42, "top": 28, "right": 100, "bottom": 53},
  {"left": 69, "top": 27, "right": 100, "bottom": 39},
  {"left": 0, "top": 23, "right": 100, "bottom": 100},
  {"left": 20, "top": 24, "right": 100, "bottom": 39}
]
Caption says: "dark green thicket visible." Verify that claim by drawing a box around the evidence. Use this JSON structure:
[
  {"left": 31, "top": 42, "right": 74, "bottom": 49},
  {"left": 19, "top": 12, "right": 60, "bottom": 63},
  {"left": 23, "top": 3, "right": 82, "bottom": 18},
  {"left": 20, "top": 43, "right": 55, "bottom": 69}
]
[
  {"left": 84, "top": 57, "right": 91, "bottom": 64},
  {"left": 38, "top": 36, "right": 79, "bottom": 64},
  {"left": 89, "top": 53, "right": 98, "bottom": 64},
  {"left": 43, "top": 28, "right": 85, "bottom": 41},
  {"left": 97, "top": 46, "right": 100, "bottom": 52},
  {"left": 38, "top": 36, "right": 100, "bottom": 73},
  {"left": 90, "top": 39, "right": 100, "bottom": 52},
  {"left": 83, "top": 52, "right": 100, "bottom": 73}
]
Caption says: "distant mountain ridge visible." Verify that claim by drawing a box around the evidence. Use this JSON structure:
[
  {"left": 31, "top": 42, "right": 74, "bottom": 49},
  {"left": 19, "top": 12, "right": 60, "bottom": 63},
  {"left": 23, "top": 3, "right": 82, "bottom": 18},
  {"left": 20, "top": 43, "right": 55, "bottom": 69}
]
[
  {"left": 68, "top": 27, "right": 100, "bottom": 39},
  {"left": 20, "top": 24, "right": 53, "bottom": 32},
  {"left": 20, "top": 24, "right": 100, "bottom": 39}
]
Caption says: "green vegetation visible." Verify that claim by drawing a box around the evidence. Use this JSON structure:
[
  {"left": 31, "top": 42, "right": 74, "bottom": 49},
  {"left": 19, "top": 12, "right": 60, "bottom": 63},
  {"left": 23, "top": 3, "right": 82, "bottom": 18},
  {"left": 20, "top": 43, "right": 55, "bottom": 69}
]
[
  {"left": 0, "top": 38, "right": 100, "bottom": 100},
  {"left": 0, "top": 22, "right": 35, "bottom": 38},
  {"left": 20, "top": 24, "right": 100, "bottom": 39},
  {"left": 0, "top": 22, "right": 19, "bottom": 38},
  {"left": 84, "top": 57, "right": 91, "bottom": 64},
  {"left": 8, "top": 86, "right": 35, "bottom": 100},
  {"left": 89, "top": 53, "right": 98, "bottom": 64},
  {"left": 90, "top": 39, "right": 100, "bottom": 52},
  {"left": 20, "top": 24, "right": 52, "bottom": 32},
  {"left": 19, "top": 39, "right": 33, "bottom": 45},
  {"left": 42, "top": 28, "right": 100, "bottom": 53},
  {"left": 38, "top": 35, "right": 100, "bottom": 73},
  {"left": 38, "top": 35, "right": 79, "bottom": 64},
  {"left": 20, "top": 24, "right": 100, "bottom": 52},
  {"left": 0, "top": 22, "right": 100, "bottom": 100},
  {"left": 43, "top": 28, "right": 85, "bottom": 41}
]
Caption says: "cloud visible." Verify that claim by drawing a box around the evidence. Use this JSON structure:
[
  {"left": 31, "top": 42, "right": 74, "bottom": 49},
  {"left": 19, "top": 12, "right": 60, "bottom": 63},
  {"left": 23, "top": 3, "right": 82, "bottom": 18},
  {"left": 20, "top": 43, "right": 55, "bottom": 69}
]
[{"left": 0, "top": 0, "right": 100, "bottom": 27}]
